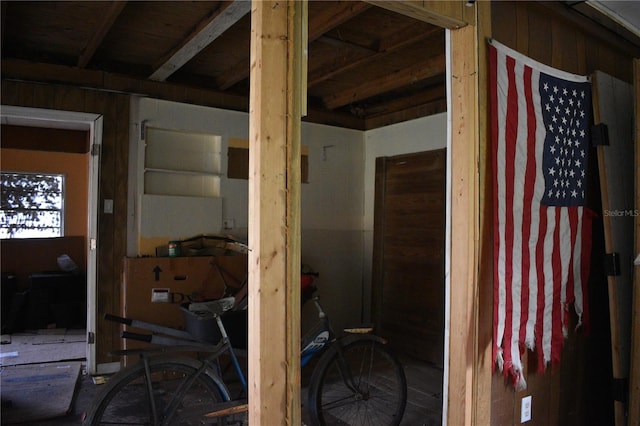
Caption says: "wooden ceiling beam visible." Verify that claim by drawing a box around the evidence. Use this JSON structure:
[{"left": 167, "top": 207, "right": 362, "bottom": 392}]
[
  {"left": 354, "top": 84, "right": 445, "bottom": 117},
  {"left": 364, "top": 0, "right": 468, "bottom": 29},
  {"left": 216, "top": 0, "right": 370, "bottom": 90},
  {"left": 149, "top": 0, "right": 250, "bottom": 82},
  {"left": 307, "top": 1, "right": 371, "bottom": 41},
  {"left": 2, "top": 58, "right": 248, "bottom": 112},
  {"left": 364, "top": 97, "right": 446, "bottom": 130},
  {"left": 322, "top": 54, "right": 445, "bottom": 110},
  {"left": 309, "top": 25, "right": 442, "bottom": 87},
  {"left": 1, "top": 58, "right": 370, "bottom": 130},
  {"left": 77, "top": 1, "right": 127, "bottom": 68},
  {"left": 316, "top": 35, "right": 377, "bottom": 55}
]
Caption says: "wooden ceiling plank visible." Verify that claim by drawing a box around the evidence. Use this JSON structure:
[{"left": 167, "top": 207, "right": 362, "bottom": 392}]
[
  {"left": 356, "top": 84, "right": 445, "bottom": 117},
  {"left": 217, "top": 0, "right": 370, "bottom": 90},
  {"left": 307, "top": 1, "right": 371, "bottom": 41},
  {"left": 216, "top": 58, "right": 250, "bottom": 90},
  {"left": 322, "top": 54, "right": 445, "bottom": 110},
  {"left": 309, "top": 26, "right": 443, "bottom": 87},
  {"left": 77, "top": 1, "right": 128, "bottom": 68},
  {"left": 317, "top": 35, "right": 377, "bottom": 55},
  {"left": 149, "top": 0, "right": 250, "bottom": 82},
  {"left": 364, "top": 0, "right": 468, "bottom": 29},
  {"left": 364, "top": 98, "right": 447, "bottom": 130},
  {"left": 1, "top": 2, "right": 7, "bottom": 53}
]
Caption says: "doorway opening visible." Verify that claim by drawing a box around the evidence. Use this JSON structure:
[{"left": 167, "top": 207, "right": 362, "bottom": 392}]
[{"left": 0, "top": 105, "right": 102, "bottom": 374}]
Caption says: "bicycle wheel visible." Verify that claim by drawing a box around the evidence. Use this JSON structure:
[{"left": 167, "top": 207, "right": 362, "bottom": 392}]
[
  {"left": 83, "top": 356, "right": 231, "bottom": 425},
  {"left": 308, "top": 338, "right": 407, "bottom": 426}
]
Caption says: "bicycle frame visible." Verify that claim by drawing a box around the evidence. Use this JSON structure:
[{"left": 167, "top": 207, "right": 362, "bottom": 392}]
[
  {"left": 105, "top": 312, "right": 247, "bottom": 424},
  {"left": 101, "top": 273, "right": 394, "bottom": 425}
]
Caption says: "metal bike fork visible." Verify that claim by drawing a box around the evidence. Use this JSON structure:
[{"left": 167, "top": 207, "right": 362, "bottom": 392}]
[
  {"left": 142, "top": 356, "right": 160, "bottom": 425},
  {"left": 215, "top": 314, "right": 248, "bottom": 393}
]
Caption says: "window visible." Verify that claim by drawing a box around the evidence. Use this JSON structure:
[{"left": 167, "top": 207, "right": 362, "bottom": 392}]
[{"left": 0, "top": 172, "right": 65, "bottom": 238}]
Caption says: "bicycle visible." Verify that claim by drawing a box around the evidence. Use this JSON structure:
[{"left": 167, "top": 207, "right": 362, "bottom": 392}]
[{"left": 83, "top": 270, "right": 407, "bottom": 425}]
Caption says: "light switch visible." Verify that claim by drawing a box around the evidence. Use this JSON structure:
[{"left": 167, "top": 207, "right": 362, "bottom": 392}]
[{"left": 104, "top": 199, "right": 114, "bottom": 214}]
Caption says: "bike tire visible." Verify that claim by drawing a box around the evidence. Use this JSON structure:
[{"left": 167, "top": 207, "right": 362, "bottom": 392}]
[
  {"left": 307, "top": 338, "right": 407, "bottom": 426},
  {"left": 83, "top": 356, "right": 231, "bottom": 425}
]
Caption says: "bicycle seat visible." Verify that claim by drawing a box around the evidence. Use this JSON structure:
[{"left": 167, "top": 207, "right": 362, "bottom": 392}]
[{"left": 188, "top": 297, "right": 236, "bottom": 316}]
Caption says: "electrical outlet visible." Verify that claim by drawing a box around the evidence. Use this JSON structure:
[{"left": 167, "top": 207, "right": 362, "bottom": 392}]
[
  {"left": 151, "top": 288, "right": 170, "bottom": 303},
  {"left": 521, "top": 395, "right": 532, "bottom": 423},
  {"left": 223, "top": 219, "right": 235, "bottom": 230}
]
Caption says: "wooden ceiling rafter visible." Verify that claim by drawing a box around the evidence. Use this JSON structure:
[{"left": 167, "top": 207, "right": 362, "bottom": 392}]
[
  {"left": 149, "top": 0, "right": 251, "bottom": 81},
  {"left": 354, "top": 83, "right": 446, "bottom": 118},
  {"left": 322, "top": 53, "right": 446, "bottom": 110},
  {"left": 216, "top": 0, "right": 371, "bottom": 91},
  {"left": 308, "top": 26, "right": 443, "bottom": 87},
  {"left": 77, "top": 1, "right": 128, "bottom": 68},
  {"left": 0, "top": 1, "right": 460, "bottom": 129}
]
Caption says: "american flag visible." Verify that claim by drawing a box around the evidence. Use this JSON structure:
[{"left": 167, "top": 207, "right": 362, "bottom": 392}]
[{"left": 489, "top": 40, "right": 594, "bottom": 389}]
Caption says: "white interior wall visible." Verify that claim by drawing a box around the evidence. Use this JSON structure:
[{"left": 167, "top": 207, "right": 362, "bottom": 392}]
[
  {"left": 128, "top": 97, "right": 249, "bottom": 256},
  {"left": 300, "top": 122, "right": 364, "bottom": 332}
]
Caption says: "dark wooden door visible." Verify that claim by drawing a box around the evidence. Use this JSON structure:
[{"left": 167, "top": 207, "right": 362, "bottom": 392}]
[{"left": 372, "top": 149, "right": 446, "bottom": 367}]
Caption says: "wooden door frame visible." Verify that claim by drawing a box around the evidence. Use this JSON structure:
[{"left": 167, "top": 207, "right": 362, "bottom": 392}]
[
  {"left": 0, "top": 105, "right": 103, "bottom": 375},
  {"left": 247, "top": 1, "right": 490, "bottom": 424}
]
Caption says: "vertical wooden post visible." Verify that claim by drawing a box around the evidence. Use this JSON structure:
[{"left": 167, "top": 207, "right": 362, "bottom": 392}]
[
  {"left": 248, "top": 0, "right": 303, "bottom": 424},
  {"left": 448, "top": 11, "right": 480, "bottom": 426},
  {"left": 473, "top": 2, "right": 493, "bottom": 425}
]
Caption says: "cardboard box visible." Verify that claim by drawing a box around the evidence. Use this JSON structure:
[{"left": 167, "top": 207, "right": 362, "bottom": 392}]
[{"left": 119, "top": 255, "right": 247, "bottom": 363}]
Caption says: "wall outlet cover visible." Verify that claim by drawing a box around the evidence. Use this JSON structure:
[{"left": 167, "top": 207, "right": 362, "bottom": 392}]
[{"left": 521, "top": 395, "right": 532, "bottom": 423}]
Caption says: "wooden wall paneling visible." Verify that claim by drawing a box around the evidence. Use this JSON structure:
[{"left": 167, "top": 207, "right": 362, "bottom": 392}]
[
  {"left": 53, "top": 85, "right": 85, "bottom": 112},
  {"left": 490, "top": 1, "right": 516, "bottom": 48},
  {"left": 557, "top": 316, "right": 588, "bottom": 425},
  {"left": 113, "top": 93, "right": 129, "bottom": 260},
  {"left": 1, "top": 80, "right": 29, "bottom": 106},
  {"left": 490, "top": 373, "right": 516, "bottom": 425},
  {"left": 1, "top": 125, "right": 89, "bottom": 153},
  {"left": 551, "top": 19, "right": 579, "bottom": 73},
  {"left": 630, "top": 58, "right": 640, "bottom": 426},
  {"left": 515, "top": 4, "right": 528, "bottom": 54},
  {"left": 526, "top": 4, "right": 552, "bottom": 65}
]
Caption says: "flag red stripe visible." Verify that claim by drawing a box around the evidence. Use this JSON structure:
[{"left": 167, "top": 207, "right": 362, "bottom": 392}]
[{"left": 502, "top": 54, "right": 518, "bottom": 374}]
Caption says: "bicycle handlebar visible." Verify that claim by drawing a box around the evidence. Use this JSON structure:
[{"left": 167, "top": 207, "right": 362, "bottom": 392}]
[
  {"left": 105, "top": 313, "right": 132, "bottom": 326},
  {"left": 121, "top": 330, "right": 152, "bottom": 342}
]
